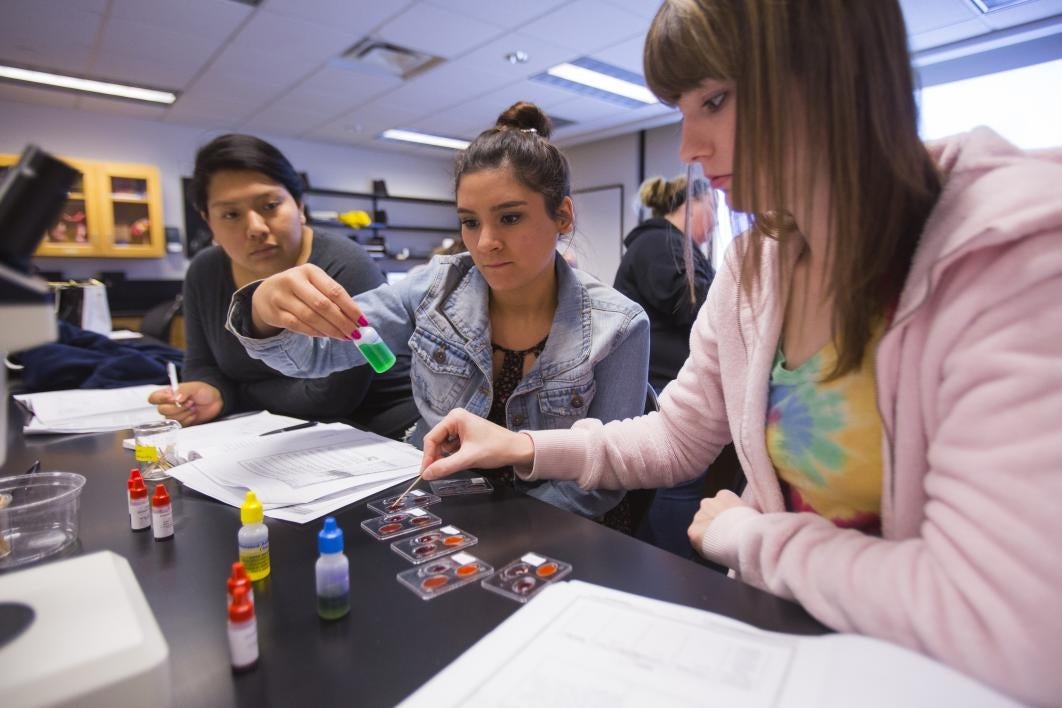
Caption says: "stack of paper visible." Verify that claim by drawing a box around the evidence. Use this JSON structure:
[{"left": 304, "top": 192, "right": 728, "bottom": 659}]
[
  {"left": 15, "top": 384, "right": 162, "bottom": 434},
  {"left": 401, "top": 580, "right": 1019, "bottom": 708},
  {"left": 163, "top": 420, "right": 421, "bottom": 524},
  {"left": 121, "top": 410, "right": 306, "bottom": 459}
]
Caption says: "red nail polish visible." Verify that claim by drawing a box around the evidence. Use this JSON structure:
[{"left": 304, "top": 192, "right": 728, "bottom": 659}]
[
  {"left": 357, "top": 315, "right": 368, "bottom": 327},
  {"left": 352, "top": 329, "right": 362, "bottom": 340}
]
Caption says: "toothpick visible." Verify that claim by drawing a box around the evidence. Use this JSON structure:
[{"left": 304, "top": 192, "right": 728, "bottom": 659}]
[{"left": 390, "top": 473, "right": 423, "bottom": 510}]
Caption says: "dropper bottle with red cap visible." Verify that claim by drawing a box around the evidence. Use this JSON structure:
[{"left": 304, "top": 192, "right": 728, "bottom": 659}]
[
  {"left": 227, "top": 586, "right": 258, "bottom": 672},
  {"left": 128, "top": 475, "right": 150, "bottom": 532},
  {"left": 227, "top": 561, "right": 254, "bottom": 606},
  {"left": 151, "top": 485, "right": 174, "bottom": 541}
]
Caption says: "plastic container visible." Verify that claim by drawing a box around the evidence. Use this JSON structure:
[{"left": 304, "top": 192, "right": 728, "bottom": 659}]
[
  {"left": 481, "top": 552, "right": 572, "bottom": 603},
  {"left": 0, "top": 471, "right": 86, "bottom": 569},
  {"left": 396, "top": 552, "right": 493, "bottom": 600},
  {"left": 353, "top": 326, "right": 396, "bottom": 373}
]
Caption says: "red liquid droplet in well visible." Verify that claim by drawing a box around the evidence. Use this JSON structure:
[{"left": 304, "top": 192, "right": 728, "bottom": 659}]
[
  {"left": 410, "top": 516, "right": 432, "bottom": 526},
  {"left": 513, "top": 578, "right": 537, "bottom": 594},
  {"left": 536, "top": 563, "right": 558, "bottom": 578},
  {"left": 456, "top": 564, "right": 479, "bottom": 577},
  {"left": 443, "top": 535, "right": 464, "bottom": 546},
  {"left": 379, "top": 523, "right": 402, "bottom": 534},
  {"left": 422, "top": 575, "right": 448, "bottom": 590}
]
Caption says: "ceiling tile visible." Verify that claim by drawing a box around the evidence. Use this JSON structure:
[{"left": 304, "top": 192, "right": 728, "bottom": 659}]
[
  {"left": 93, "top": 18, "right": 222, "bottom": 89},
  {"left": 909, "top": 18, "right": 992, "bottom": 53},
  {"left": 899, "top": 0, "right": 978, "bottom": 34},
  {"left": 308, "top": 100, "right": 428, "bottom": 142},
  {"left": 89, "top": 50, "right": 205, "bottom": 90},
  {"left": 225, "top": 9, "right": 359, "bottom": 66},
  {"left": 479, "top": 80, "right": 586, "bottom": 113},
  {"left": 406, "top": 103, "right": 490, "bottom": 139},
  {"left": 548, "top": 95, "right": 626, "bottom": 123},
  {"left": 194, "top": 51, "right": 310, "bottom": 98},
  {"left": 76, "top": 95, "right": 170, "bottom": 121},
  {"left": 376, "top": 3, "right": 505, "bottom": 59},
  {"left": 107, "top": 0, "right": 251, "bottom": 38},
  {"left": 296, "top": 63, "right": 403, "bottom": 102},
  {"left": 589, "top": 34, "right": 647, "bottom": 76},
  {"left": 263, "top": 0, "right": 407, "bottom": 36},
  {"left": 382, "top": 59, "right": 512, "bottom": 112},
  {"left": 519, "top": 0, "right": 648, "bottom": 53},
  {"left": 0, "top": 83, "right": 78, "bottom": 110},
  {"left": 163, "top": 96, "right": 246, "bottom": 129},
  {"left": 457, "top": 32, "right": 578, "bottom": 81},
  {"left": 427, "top": 0, "right": 567, "bottom": 29},
  {"left": 600, "top": 0, "right": 663, "bottom": 20},
  {"left": 0, "top": 0, "right": 102, "bottom": 73},
  {"left": 977, "top": 0, "right": 1062, "bottom": 30},
  {"left": 239, "top": 103, "right": 331, "bottom": 136}
]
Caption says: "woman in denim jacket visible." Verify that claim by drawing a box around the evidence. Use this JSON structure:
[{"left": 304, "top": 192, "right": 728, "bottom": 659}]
[{"left": 226, "top": 102, "right": 650, "bottom": 518}]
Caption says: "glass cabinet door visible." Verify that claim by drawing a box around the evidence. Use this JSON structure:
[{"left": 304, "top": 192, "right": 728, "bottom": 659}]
[
  {"left": 98, "top": 163, "right": 164, "bottom": 257},
  {"left": 31, "top": 158, "right": 102, "bottom": 257}
]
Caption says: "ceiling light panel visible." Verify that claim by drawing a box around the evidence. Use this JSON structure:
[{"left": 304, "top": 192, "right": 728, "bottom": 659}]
[
  {"left": 0, "top": 65, "right": 177, "bottom": 104},
  {"left": 379, "top": 129, "right": 470, "bottom": 150},
  {"left": 532, "top": 57, "right": 656, "bottom": 108}
]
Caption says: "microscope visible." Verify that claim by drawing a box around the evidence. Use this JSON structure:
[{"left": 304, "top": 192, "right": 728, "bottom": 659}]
[{"left": 0, "top": 145, "right": 76, "bottom": 466}]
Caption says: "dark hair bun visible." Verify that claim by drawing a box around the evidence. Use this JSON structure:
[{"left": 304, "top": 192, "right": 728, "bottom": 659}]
[{"left": 496, "top": 101, "right": 552, "bottom": 139}]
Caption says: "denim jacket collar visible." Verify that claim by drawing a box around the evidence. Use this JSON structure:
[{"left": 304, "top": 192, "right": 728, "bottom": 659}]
[{"left": 438, "top": 252, "right": 591, "bottom": 390}]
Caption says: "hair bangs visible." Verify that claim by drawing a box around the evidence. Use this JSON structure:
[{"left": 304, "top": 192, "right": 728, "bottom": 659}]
[{"left": 644, "top": 1, "right": 736, "bottom": 105}]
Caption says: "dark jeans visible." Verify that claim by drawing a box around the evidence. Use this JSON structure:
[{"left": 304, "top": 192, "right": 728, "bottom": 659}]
[{"left": 635, "top": 471, "right": 707, "bottom": 561}]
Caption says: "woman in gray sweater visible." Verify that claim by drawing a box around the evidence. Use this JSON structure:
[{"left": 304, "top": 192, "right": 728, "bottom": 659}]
[{"left": 148, "top": 134, "right": 415, "bottom": 439}]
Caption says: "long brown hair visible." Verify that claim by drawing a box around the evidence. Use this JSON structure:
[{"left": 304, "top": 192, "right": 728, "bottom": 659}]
[{"left": 645, "top": 0, "right": 941, "bottom": 376}]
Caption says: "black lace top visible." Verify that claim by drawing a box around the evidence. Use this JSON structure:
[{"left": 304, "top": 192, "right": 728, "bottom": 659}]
[{"left": 487, "top": 335, "right": 548, "bottom": 427}]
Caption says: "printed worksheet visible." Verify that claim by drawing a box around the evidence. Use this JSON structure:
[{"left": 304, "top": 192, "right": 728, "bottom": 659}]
[
  {"left": 400, "top": 581, "right": 1019, "bottom": 708},
  {"left": 174, "top": 425, "right": 422, "bottom": 505}
]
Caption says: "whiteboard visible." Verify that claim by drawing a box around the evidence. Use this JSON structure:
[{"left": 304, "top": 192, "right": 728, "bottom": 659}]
[{"left": 569, "top": 185, "right": 624, "bottom": 285}]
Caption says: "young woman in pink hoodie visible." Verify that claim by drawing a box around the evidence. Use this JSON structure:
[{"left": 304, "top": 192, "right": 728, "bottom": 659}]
[{"left": 420, "top": 1, "right": 1062, "bottom": 703}]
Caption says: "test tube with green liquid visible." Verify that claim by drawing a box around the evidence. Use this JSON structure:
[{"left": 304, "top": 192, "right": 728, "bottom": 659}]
[{"left": 353, "top": 326, "right": 396, "bottom": 373}]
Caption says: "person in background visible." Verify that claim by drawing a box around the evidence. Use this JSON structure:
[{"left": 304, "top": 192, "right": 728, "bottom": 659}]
[
  {"left": 614, "top": 174, "right": 717, "bottom": 559},
  {"left": 225, "top": 103, "right": 650, "bottom": 519},
  {"left": 417, "top": 1, "right": 1062, "bottom": 703},
  {"left": 616, "top": 174, "right": 715, "bottom": 394},
  {"left": 148, "top": 134, "right": 417, "bottom": 439}
]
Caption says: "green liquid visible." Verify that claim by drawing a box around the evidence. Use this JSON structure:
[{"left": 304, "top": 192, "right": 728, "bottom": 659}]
[
  {"left": 318, "top": 593, "right": 351, "bottom": 620},
  {"left": 358, "top": 340, "right": 396, "bottom": 373}
]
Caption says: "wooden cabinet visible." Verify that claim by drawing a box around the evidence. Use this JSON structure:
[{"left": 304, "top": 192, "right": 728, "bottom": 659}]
[{"left": 0, "top": 154, "right": 165, "bottom": 258}]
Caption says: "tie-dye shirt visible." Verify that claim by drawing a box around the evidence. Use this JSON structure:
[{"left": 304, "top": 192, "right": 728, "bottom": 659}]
[{"left": 765, "top": 328, "right": 884, "bottom": 534}]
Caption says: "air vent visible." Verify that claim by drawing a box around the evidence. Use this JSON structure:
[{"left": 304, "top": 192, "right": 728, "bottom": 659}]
[
  {"left": 338, "top": 38, "right": 443, "bottom": 79},
  {"left": 968, "top": 0, "right": 1033, "bottom": 13}
]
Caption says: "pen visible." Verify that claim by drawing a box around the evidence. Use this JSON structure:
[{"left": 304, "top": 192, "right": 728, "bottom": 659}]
[
  {"left": 259, "top": 420, "right": 319, "bottom": 436},
  {"left": 166, "top": 361, "right": 182, "bottom": 409}
]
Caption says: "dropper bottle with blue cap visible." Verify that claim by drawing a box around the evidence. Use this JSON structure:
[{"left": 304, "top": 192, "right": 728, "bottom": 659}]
[{"left": 316, "top": 516, "right": 350, "bottom": 620}]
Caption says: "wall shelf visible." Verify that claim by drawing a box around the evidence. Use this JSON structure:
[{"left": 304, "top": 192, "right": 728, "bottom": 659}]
[{"left": 303, "top": 186, "right": 457, "bottom": 273}]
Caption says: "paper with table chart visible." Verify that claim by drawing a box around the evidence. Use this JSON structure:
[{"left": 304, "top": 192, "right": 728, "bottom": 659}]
[
  {"left": 15, "top": 384, "right": 162, "bottom": 434},
  {"left": 399, "top": 580, "right": 1018, "bottom": 708},
  {"left": 120, "top": 410, "right": 307, "bottom": 459},
  {"left": 165, "top": 423, "right": 421, "bottom": 523}
]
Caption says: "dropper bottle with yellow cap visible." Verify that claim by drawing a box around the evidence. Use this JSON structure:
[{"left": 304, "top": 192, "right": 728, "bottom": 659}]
[{"left": 238, "top": 491, "right": 271, "bottom": 581}]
